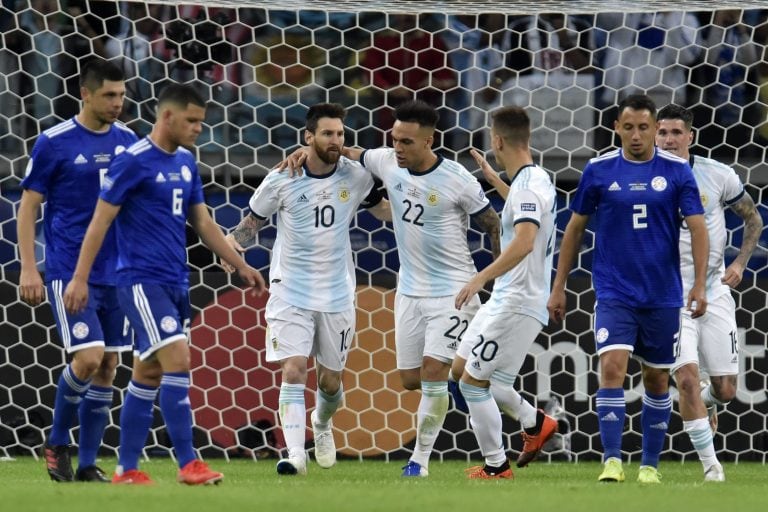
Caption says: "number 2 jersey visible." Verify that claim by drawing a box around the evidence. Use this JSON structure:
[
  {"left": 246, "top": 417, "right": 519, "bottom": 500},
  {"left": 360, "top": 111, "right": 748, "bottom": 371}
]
[
  {"left": 570, "top": 148, "right": 703, "bottom": 308},
  {"left": 21, "top": 117, "right": 138, "bottom": 285},
  {"left": 100, "top": 136, "right": 205, "bottom": 287},
  {"left": 361, "top": 148, "right": 491, "bottom": 297},
  {"left": 249, "top": 157, "right": 383, "bottom": 313}
]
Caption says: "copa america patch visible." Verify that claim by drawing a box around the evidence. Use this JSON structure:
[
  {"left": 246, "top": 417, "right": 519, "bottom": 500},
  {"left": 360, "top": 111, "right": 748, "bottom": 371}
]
[
  {"left": 72, "top": 322, "right": 90, "bottom": 340},
  {"left": 160, "top": 316, "right": 178, "bottom": 333},
  {"left": 521, "top": 202, "right": 537, "bottom": 212}
]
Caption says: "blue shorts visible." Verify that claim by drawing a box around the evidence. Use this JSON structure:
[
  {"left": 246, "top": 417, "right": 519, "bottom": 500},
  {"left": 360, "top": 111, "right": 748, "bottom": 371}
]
[
  {"left": 594, "top": 301, "right": 681, "bottom": 367},
  {"left": 47, "top": 280, "right": 131, "bottom": 354},
  {"left": 117, "top": 283, "right": 190, "bottom": 361}
]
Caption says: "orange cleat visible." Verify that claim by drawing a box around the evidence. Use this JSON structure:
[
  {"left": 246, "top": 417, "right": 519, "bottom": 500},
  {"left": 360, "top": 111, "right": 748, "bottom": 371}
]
[
  {"left": 112, "top": 469, "right": 154, "bottom": 485},
  {"left": 177, "top": 460, "right": 223, "bottom": 485},
  {"left": 465, "top": 464, "right": 514, "bottom": 480},
  {"left": 516, "top": 411, "right": 558, "bottom": 468}
]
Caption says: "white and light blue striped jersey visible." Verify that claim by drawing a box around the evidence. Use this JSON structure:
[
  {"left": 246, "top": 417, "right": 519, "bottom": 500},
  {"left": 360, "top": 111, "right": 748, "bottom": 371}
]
[
  {"left": 100, "top": 137, "right": 205, "bottom": 287},
  {"left": 680, "top": 155, "right": 745, "bottom": 302},
  {"left": 249, "top": 157, "right": 381, "bottom": 312},
  {"left": 361, "top": 148, "right": 491, "bottom": 297},
  {"left": 21, "top": 117, "right": 138, "bottom": 285},
  {"left": 485, "top": 165, "right": 556, "bottom": 325}
]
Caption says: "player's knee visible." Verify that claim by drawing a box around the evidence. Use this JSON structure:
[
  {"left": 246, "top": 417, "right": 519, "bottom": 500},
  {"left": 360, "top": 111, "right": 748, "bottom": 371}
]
[
  {"left": 450, "top": 357, "right": 466, "bottom": 383},
  {"left": 281, "top": 360, "right": 308, "bottom": 384},
  {"left": 71, "top": 350, "right": 104, "bottom": 380},
  {"left": 400, "top": 370, "right": 421, "bottom": 390},
  {"left": 711, "top": 377, "right": 737, "bottom": 403},
  {"left": 673, "top": 366, "right": 700, "bottom": 399},
  {"left": 317, "top": 372, "right": 342, "bottom": 395}
]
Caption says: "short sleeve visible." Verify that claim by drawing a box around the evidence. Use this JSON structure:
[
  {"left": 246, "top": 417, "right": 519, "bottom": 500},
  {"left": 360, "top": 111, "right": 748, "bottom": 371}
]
[
  {"left": 100, "top": 152, "right": 144, "bottom": 206},
  {"left": 511, "top": 188, "right": 545, "bottom": 227},
  {"left": 360, "top": 148, "right": 391, "bottom": 180},
  {"left": 460, "top": 176, "right": 491, "bottom": 216},
  {"left": 678, "top": 165, "right": 704, "bottom": 217},
  {"left": 722, "top": 166, "right": 745, "bottom": 205},
  {"left": 20, "top": 135, "right": 57, "bottom": 196},
  {"left": 569, "top": 164, "right": 600, "bottom": 215},
  {"left": 248, "top": 173, "right": 280, "bottom": 219}
]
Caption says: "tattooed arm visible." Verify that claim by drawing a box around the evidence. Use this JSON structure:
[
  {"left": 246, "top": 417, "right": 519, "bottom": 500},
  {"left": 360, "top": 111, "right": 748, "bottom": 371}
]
[
  {"left": 221, "top": 213, "right": 267, "bottom": 273},
  {"left": 723, "top": 192, "right": 764, "bottom": 288},
  {"left": 472, "top": 207, "right": 502, "bottom": 259}
]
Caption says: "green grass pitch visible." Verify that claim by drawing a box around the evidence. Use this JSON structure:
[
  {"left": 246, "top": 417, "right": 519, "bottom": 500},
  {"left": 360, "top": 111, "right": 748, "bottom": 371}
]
[{"left": 1, "top": 457, "right": 765, "bottom": 512}]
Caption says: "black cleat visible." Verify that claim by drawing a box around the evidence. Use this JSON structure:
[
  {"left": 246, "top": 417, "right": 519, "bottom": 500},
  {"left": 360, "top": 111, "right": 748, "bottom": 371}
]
[
  {"left": 43, "top": 444, "right": 74, "bottom": 482},
  {"left": 75, "top": 465, "right": 110, "bottom": 483}
]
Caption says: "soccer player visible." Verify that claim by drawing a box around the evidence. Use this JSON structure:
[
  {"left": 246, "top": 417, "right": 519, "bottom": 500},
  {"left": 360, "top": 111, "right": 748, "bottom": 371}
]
[
  {"left": 656, "top": 104, "right": 763, "bottom": 482},
  {"left": 222, "top": 103, "right": 391, "bottom": 476},
  {"left": 454, "top": 106, "right": 557, "bottom": 479},
  {"left": 282, "top": 100, "right": 501, "bottom": 477},
  {"left": 547, "top": 94, "right": 709, "bottom": 484},
  {"left": 17, "top": 59, "right": 138, "bottom": 483},
  {"left": 62, "top": 83, "right": 265, "bottom": 485}
]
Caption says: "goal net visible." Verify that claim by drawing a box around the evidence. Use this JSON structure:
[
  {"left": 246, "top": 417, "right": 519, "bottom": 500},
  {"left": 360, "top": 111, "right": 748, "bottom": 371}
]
[{"left": 0, "top": 0, "right": 766, "bottom": 464}]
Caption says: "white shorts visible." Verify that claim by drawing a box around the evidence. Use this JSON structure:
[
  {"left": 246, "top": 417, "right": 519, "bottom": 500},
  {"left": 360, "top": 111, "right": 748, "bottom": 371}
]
[
  {"left": 672, "top": 293, "right": 739, "bottom": 377},
  {"left": 459, "top": 305, "right": 544, "bottom": 382},
  {"left": 395, "top": 292, "right": 480, "bottom": 369},
  {"left": 264, "top": 294, "right": 355, "bottom": 372}
]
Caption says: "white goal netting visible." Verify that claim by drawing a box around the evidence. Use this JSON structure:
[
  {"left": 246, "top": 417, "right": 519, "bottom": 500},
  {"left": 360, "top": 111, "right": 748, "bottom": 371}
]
[{"left": 0, "top": 0, "right": 766, "bottom": 464}]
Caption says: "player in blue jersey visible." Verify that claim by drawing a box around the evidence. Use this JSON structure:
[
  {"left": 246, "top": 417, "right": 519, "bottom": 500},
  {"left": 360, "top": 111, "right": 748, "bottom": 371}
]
[
  {"left": 223, "top": 103, "right": 391, "bottom": 476},
  {"left": 547, "top": 94, "right": 709, "bottom": 484},
  {"left": 656, "top": 104, "right": 763, "bottom": 482},
  {"left": 62, "top": 83, "right": 265, "bottom": 485},
  {"left": 17, "top": 59, "right": 138, "bottom": 483}
]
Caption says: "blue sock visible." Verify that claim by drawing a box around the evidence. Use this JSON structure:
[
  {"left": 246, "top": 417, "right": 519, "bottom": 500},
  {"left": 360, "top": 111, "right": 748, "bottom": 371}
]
[
  {"left": 118, "top": 381, "right": 157, "bottom": 472},
  {"left": 641, "top": 391, "right": 672, "bottom": 467},
  {"left": 159, "top": 372, "right": 196, "bottom": 468},
  {"left": 50, "top": 365, "right": 91, "bottom": 446},
  {"left": 77, "top": 385, "right": 113, "bottom": 469},
  {"left": 596, "top": 387, "right": 625, "bottom": 461}
]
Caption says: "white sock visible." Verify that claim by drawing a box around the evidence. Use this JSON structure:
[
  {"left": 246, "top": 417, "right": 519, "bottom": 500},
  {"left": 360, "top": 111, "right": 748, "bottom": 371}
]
[
  {"left": 491, "top": 377, "right": 537, "bottom": 429},
  {"left": 683, "top": 417, "right": 719, "bottom": 470},
  {"left": 700, "top": 384, "right": 727, "bottom": 408},
  {"left": 461, "top": 381, "right": 506, "bottom": 467},
  {"left": 409, "top": 381, "right": 448, "bottom": 468},
  {"left": 314, "top": 386, "right": 342, "bottom": 430},
  {"left": 279, "top": 383, "right": 306, "bottom": 456}
]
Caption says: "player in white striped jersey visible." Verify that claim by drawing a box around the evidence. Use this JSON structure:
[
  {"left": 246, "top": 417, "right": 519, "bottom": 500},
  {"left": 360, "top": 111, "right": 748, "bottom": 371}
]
[
  {"left": 656, "top": 104, "right": 763, "bottom": 482},
  {"left": 223, "top": 103, "right": 391, "bottom": 476},
  {"left": 452, "top": 107, "right": 558, "bottom": 479}
]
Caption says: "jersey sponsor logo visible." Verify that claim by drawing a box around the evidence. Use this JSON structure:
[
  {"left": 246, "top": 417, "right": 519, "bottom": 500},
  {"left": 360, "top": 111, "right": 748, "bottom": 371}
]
[
  {"left": 630, "top": 182, "right": 647, "bottom": 191},
  {"left": 181, "top": 165, "right": 192, "bottom": 182},
  {"left": 608, "top": 181, "right": 621, "bottom": 191},
  {"left": 160, "top": 316, "right": 178, "bottom": 333},
  {"left": 427, "top": 190, "right": 439, "bottom": 206},
  {"left": 521, "top": 202, "right": 536, "bottom": 212},
  {"left": 651, "top": 176, "right": 668, "bottom": 191},
  {"left": 338, "top": 187, "right": 350, "bottom": 202},
  {"left": 297, "top": 193, "right": 309, "bottom": 203},
  {"left": 596, "top": 327, "right": 609, "bottom": 343},
  {"left": 155, "top": 172, "right": 167, "bottom": 183},
  {"left": 72, "top": 322, "right": 90, "bottom": 339},
  {"left": 74, "top": 154, "right": 88, "bottom": 165}
]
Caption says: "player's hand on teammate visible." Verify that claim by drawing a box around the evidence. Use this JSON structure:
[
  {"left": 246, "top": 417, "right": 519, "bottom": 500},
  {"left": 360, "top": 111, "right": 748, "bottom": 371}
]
[
  {"left": 455, "top": 275, "right": 485, "bottom": 310},
  {"left": 62, "top": 277, "right": 89, "bottom": 315},
  {"left": 686, "top": 284, "right": 707, "bottom": 319},
  {"left": 547, "top": 288, "right": 567, "bottom": 323},
  {"left": 722, "top": 261, "right": 745, "bottom": 289},
  {"left": 19, "top": 268, "right": 45, "bottom": 306},
  {"left": 276, "top": 147, "right": 310, "bottom": 177}
]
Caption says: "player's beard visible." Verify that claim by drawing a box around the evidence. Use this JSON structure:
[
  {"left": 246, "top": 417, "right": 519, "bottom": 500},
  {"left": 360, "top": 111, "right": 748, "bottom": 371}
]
[{"left": 315, "top": 144, "right": 341, "bottom": 165}]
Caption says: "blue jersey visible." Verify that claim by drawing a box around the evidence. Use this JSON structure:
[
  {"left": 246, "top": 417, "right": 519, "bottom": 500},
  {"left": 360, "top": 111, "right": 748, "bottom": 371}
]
[
  {"left": 570, "top": 148, "right": 703, "bottom": 308},
  {"left": 21, "top": 117, "right": 138, "bottom": 285},
  {"left": 100, "top": 137, "right": 205, "bottom": 287}
]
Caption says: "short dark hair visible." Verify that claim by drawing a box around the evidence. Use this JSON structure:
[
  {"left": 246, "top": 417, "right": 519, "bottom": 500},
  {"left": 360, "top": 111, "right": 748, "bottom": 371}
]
[
  {"left": 306, "top": 103, "right": 346, "bottom": 133},
  {"left": 657, "top": 104, "right": 694, "bottom": 130},
  {"left": 157, "top": 83, "right": 206, "bottom": 110},
  {"left": 491, "top": 106, "right": 530, "bottom": 146},
  {"left": 394, "top": 100, "right": 439, "bottom": 129},
  {"left": 617, "top": 94, "right": 656, "bottom": 119},
  {"left": 79, "top": 59, "right": 124, "bottom": 91}
]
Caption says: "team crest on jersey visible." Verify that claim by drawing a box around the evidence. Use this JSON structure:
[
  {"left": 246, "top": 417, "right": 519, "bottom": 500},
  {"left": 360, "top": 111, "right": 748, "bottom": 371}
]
[
  {"left": 700, "top": 194, "right": 708, "bottom": 207},
  {"left": 181, "top": 165, "right": 192, "bottom": 182},
  {"left": 596, "top": 327, "right": 609, "bottom": 343},
  {"left": 160, "top": 316, "right": 178, "bottom": 333},
  {"left": 115, "top": 145, "right": 126, "bottom": 155},
  {"left": 338, "top": 187, "right": 350, "bottom": 202},
  {"left": 72, "top": 322, "right": 89, "bottom": 340},
  {"left": 427, "top": 190, "right": 439, "bottom": 206},
  {"left": 651, "top": 176, "right": 667, "bottom": 191}
]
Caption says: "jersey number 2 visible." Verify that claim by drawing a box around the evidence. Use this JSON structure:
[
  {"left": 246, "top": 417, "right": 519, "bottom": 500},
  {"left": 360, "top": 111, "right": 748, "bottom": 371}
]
[{"left": 633, "top": 204, "right": 647, "bottom": 229}]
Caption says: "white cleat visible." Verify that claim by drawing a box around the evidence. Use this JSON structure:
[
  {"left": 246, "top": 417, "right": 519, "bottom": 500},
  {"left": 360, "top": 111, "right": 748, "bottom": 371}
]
[
  {"left": 704, "top": 463, "right": 725, "bottom": 482},
  {"left": 311, "top": 410, "right": 337, "bottom": 469},
  {"left": 276, "top": 453, "right": 307, "bottom": 476}
]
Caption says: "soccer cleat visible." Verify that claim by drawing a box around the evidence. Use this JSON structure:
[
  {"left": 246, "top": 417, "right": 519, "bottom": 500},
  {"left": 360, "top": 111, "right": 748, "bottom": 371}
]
[
  {"left": 401, "top": 460, "right": 429, "bottom": 477},
  {"left": 112, "top": 469, "right": 154, "bottom": 485},
  {"left": 75, "top": 465, "right": 109, "bottom": 483},
  {"left": 465, "top": 461, "right": 514, "bottom": 480},
  {"left": 177, "top": 459, "right": 224, "bottom": 485},
  {"left": 516, "top": 411, "right": 558, "bottom": 467},
  {"left": 704, "top": 463, "right": 725, "bottom": 482},
  {"left": 43, "top": 443, "right": 74, "bottom": 482},
  {"left": 447, "top": 379, "right": 469, "bottom": 413},
  {"left": 637, "top": 465, "right": 662, "bottom": 484},
  {"left": 276, "top": 455, "right": 308, "bottom": 476},
  {"left": 597, "top": 457, "right": 625, "bottom": 483},
  {"left": 311, "top": 410, "right": 336, "bottom": 468}
]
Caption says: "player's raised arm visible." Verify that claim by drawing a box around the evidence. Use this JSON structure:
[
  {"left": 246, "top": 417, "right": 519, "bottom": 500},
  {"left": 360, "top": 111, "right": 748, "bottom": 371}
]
[
  {"left": 547, "top": 212, "right": 589, "bottom": 323},
  {"left": 16, "top": 189, "right": 46, "bottom": 306},
  {"left": 685, "top": 212, "right": 709, "bottom": 318},
  {"left": 63, "top": 199, "right": 121, "bottom": 314},
  {"left": 471, "top": 148, "right": 510, "bottom": 200},
  {"left": 724, "top": 193, "right": 763, "bottom": 288},
  {"left": 189, "top": 203, "right": 266, "bottom": 293}
]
